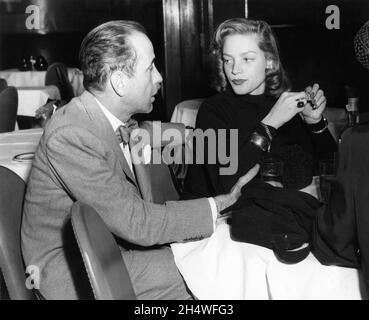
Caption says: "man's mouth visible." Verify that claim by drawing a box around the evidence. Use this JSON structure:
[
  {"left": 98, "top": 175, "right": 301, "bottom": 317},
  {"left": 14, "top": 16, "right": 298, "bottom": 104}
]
[{"left": 231, "top": 79, "right": 247, "bottom": 85}]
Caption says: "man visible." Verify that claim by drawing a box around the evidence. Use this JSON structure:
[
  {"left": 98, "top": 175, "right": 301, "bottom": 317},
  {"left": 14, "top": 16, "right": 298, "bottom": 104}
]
[{"left": 21, "top": 20, "right": 258, "bottom": 300}]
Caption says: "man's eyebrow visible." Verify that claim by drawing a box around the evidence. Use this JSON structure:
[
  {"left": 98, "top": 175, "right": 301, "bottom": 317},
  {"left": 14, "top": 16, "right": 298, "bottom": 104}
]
[{"left": 147, "top": 57, "right": 156, "bottom": 69}]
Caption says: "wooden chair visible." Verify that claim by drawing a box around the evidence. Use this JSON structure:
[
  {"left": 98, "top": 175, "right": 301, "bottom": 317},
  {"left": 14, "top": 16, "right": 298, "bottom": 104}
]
[
  {"left": 0, "top": 78, "right": 7, "bottom": 93},
  {"left": 0, "top": 86, "right": 18, "bottom": 133},
  {"left": 71, "top": 201, "right": 136, "bottom": 300},
  {"left": 0, "top": 166, "right": 34, "bottom": 300}
]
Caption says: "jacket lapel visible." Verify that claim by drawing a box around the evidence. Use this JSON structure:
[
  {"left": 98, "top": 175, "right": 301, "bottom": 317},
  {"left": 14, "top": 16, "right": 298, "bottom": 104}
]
[
  {"left": 76, "top": 92, "right": 139, "bottom": 189},
  {"left": 130, "top": 139, "right": 153, "bottom": 202}
]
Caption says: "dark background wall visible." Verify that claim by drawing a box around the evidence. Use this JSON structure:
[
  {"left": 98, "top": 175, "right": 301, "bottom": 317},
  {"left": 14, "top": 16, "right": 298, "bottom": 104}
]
[
  {"left": 248, "top": 0, "right": 369, "bottom": 110},
  {"left": 1, "top": 0, "right": 369, "bottom": 120}
]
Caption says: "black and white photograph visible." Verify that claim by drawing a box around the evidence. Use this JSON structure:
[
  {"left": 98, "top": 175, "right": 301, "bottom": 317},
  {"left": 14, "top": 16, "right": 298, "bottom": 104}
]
[{"left": 0, "top": 0, "right": 368, "bottom": 308}]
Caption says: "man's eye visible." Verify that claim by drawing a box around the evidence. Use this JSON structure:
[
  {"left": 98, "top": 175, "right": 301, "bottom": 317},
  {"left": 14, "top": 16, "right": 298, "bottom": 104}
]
[{"left": 244, "top": 58, "right": 254, "bottom": 62}]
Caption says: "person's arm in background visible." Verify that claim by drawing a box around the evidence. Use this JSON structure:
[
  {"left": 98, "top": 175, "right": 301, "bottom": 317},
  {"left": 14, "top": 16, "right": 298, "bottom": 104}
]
[{"left": 312, "top": 126, "right": 362, "bottom": 269}]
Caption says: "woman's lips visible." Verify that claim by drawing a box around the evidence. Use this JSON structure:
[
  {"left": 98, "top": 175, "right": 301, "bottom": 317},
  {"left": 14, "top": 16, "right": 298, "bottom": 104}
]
[{"left": 231, "top": 79, "right": 247, "bottom": 85}]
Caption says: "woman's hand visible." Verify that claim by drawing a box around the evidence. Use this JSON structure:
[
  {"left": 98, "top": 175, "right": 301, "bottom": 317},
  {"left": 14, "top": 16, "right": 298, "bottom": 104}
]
[
  {"left": 301, "top": 83, "right": 327, "bottom": 124},
  {"left": 262, "top": 91, "right": 307, "bottom": 129}
]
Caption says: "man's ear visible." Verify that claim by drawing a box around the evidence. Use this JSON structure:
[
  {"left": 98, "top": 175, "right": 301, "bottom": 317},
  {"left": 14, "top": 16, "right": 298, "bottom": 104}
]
[{"left": 110, "top": 70, "right": 128, "bottom": 97}]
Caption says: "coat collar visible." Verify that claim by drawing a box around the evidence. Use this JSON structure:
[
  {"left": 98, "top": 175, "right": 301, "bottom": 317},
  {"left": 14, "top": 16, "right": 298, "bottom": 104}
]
[{"left": 75, "top": 91, "right": 139, "bottom": 189}]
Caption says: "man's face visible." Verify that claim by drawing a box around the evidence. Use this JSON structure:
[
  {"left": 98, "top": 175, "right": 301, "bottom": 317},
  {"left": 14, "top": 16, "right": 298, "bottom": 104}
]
[
  {"left": 123, "top": 32, "right": 163, "bottom": 114},
  {"left": 222, "top": 34, "right": 268, "bottom": 96}
]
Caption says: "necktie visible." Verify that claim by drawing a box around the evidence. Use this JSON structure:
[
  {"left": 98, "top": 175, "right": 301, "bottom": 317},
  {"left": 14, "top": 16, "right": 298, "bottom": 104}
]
[{"left": 115, "top": 118, "right": 138, "bottom": 145}]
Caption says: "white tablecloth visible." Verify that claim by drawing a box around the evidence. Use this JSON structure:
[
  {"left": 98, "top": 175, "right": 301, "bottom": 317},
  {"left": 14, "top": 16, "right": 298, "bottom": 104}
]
[
  {"left": 17, "top": 86, "right": 60, "bottom": 117},
  {"left": 0, "top": 68, "right": 84, "bottom": 96},
  {"left": 171, "top": 222, "right": 362, "bottom": 300},
  {"left": 0, "top": 128, "right": 43, "bottom": 181}
]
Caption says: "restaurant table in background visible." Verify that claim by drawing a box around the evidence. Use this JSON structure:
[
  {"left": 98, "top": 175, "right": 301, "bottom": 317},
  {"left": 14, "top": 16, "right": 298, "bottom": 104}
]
[
  {"left": 0, "top": 128, "right": 42, "bottom": 181},
  {"left": 0, "top": 68, "right": 84, "bottom": 96},
  {"left": 16, "top": 86, "right": 61, "bottom": 117}
]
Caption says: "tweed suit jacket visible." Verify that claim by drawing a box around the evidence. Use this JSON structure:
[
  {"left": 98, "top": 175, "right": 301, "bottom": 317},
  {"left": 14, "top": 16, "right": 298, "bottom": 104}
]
[{"left": 21, "top": 90, "right": 213, "bottom": 299}]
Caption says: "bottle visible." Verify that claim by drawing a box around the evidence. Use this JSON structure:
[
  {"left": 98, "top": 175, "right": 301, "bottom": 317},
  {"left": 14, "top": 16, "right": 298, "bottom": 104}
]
[{"left": 338, "top": 88, "right": 359, "bottom": 144}]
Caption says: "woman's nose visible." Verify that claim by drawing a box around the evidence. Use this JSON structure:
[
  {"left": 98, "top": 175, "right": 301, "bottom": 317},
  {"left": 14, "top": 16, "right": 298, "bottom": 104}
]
[{"left": 232, "top": 61, "right": 242, "bottom": 75}]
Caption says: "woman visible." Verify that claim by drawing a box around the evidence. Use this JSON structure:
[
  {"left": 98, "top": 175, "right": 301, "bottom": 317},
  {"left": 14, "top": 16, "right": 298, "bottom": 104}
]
[{"left": 182, "top": 18, "right": 337, "bottom": 199}]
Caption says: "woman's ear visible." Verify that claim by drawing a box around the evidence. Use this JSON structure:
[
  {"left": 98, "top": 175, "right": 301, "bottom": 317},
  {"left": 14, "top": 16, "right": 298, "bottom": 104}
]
[
  {"left": 110, "top": 70, "right": 127, "bottom": 97},
  {"left": 266, "top": 59, "right": 274, "bottom": 70}
]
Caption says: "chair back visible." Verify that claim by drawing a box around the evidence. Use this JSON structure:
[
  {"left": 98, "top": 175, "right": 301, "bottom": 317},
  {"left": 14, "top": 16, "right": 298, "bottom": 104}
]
[
  {"left": 0, "top": 78, "right": 7, "bottom": 93},
  {"left": 0, "top": 86, "right": 18, "bottom": 133},
  {"left": 0, "top": 166, "right": 34, "bottom": 300},
  {"left": 71, "top": 201, "right": 136, "bottom": 300},
  {"left": 45, "top": 62, "right": 74, "bottom": 102}
]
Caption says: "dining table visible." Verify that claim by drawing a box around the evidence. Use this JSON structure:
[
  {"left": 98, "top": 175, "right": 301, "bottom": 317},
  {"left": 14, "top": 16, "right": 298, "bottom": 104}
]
[
  {"left": 171, "top": 177, "right": 364, "bottom": 300},
  {"left": 0, "top": 68, "right": 84, "bottom": 97},
  {"left": 0, "top": 128, "right": 43, "bottom": 181}
]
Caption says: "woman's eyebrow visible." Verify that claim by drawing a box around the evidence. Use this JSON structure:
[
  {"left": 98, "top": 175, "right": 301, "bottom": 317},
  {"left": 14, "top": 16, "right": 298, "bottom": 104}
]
[{"left": 223, "top": 50, "right": 257, "bottom": 56}]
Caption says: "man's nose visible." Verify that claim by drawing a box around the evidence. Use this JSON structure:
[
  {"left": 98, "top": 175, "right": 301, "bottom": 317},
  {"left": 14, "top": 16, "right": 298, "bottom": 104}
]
[{"left": 154, "top": 67, "right": 163, "bottom": 84}]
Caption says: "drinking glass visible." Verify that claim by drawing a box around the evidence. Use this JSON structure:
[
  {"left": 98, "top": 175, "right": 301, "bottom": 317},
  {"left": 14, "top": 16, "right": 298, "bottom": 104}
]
[
  {"left": 319, "top": 159, "right": 336, "bottom": 203},
  {"left": 260, "top": 157, "right": 284, "bottom": 184}
]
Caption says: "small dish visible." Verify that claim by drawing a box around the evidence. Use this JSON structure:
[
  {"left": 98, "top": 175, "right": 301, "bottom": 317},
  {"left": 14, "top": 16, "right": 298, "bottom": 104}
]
[{"left": 12, "top": 152, "right": 35, "bottom": 162}]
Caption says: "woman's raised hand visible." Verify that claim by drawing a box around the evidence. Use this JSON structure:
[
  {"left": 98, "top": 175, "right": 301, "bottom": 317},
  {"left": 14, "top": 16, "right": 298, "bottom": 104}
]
[
  {"left": 301, "top": 83, "right": 327, "bottom": 124},
  {"left": 261, "top": 91, "right": 307, "bottom": 129}
]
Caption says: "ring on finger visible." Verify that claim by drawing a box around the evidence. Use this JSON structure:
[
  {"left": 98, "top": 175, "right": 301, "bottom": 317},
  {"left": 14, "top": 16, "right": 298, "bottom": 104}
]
[{"left": 296, "top": 99, "right": 305, "bottom": 108}]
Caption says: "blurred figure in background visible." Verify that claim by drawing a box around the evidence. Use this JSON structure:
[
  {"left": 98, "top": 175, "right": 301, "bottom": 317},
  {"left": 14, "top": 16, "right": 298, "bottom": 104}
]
[{"left": 312, "top": 20, "right": 369, "bottom": 297}]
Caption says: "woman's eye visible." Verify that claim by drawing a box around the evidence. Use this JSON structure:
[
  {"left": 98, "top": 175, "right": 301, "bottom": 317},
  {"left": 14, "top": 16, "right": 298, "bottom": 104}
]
[{"left": 223, "top": 59, "right": 231, "bottom": 64}]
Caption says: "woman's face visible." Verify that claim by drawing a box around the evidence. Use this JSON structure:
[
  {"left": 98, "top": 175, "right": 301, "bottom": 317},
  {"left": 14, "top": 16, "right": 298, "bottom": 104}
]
[{"left": 222, "top": 33, "right": 268, "bottom": 95}]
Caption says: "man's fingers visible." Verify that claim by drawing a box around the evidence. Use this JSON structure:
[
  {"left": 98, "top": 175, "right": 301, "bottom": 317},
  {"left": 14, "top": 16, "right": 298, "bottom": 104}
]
[{"left": 232, "top": 164, "right": 260, "bottom": 193}]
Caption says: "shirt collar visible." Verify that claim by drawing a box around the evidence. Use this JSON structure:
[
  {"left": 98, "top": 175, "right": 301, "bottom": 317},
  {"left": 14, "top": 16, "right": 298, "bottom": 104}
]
[{"left": 94, "top": 96, "right": 125, "bottom": 132}]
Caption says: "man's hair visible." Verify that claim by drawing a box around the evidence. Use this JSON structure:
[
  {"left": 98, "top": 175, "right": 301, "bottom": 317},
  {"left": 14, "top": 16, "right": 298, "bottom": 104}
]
[
  {"left": 79, "top": 20, "right": 147, "bottom": 92},
  {"left": 210, "top": 18, "right": 290, "bottom": 98}
]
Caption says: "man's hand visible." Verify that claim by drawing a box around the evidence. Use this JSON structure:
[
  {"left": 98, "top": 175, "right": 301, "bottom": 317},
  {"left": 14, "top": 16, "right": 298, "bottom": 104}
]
[
  {"left": 214, "top": 164, "right": 260, "bottom": 219},
  {"left": 301, "top": 83, "right": 327, "bottom": 124}
]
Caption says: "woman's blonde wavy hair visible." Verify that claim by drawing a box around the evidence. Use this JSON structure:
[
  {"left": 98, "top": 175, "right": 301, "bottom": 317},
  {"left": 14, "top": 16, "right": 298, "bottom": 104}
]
[{"left": 210, "top": 18, "right": 290, "bottom": 98}]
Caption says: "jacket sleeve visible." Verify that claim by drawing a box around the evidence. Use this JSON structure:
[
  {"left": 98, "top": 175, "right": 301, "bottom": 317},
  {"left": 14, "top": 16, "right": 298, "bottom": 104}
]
[
  {"left": 311, "top": 129, "right": 359, "bottom": 268},
  {"left": 45, "top": 125, "right": 213, "bottom": 246}
]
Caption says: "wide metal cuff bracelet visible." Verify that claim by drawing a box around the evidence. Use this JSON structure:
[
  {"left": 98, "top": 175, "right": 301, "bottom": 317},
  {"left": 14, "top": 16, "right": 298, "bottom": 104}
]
[
  {"left": 310, "top": 117, "right": 328, "bottom": 134},
  {"left": 249, "top": 132, "right": 271, "bottom": 152}
]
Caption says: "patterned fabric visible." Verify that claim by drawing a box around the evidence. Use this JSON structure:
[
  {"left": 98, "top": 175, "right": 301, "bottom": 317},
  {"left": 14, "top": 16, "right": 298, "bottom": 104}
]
[
  {"left": 115, "top": 118, "right": 138, "bottom": 145},
  {"left": 354, "top": 21, "right": 369, "bottom": 70}
]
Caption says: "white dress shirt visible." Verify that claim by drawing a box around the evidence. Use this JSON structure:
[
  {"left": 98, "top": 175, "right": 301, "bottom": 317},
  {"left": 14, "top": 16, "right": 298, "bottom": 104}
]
[{"left": 94, "top": 97, "right": 218, "bottom": 230}]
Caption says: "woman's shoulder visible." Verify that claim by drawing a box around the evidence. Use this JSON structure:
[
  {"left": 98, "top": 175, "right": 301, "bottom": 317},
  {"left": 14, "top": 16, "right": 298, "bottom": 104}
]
[
  {"left": 196, "top": 91, "right": 234, "bottom": 128},
  {"left": 198, "top": 91, "right": 234, "bottom": 116}
]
